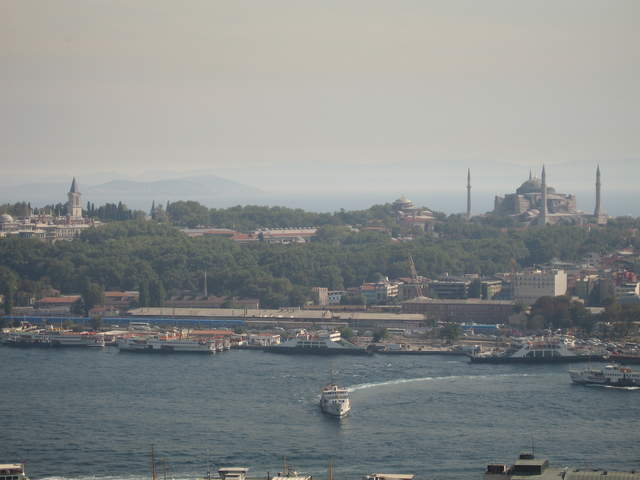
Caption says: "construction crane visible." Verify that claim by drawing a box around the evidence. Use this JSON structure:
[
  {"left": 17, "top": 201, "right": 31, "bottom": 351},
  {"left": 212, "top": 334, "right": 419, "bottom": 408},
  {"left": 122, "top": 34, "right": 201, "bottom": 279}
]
[{"left": 408, "top": 254, "right": 423, "bottom": 297}]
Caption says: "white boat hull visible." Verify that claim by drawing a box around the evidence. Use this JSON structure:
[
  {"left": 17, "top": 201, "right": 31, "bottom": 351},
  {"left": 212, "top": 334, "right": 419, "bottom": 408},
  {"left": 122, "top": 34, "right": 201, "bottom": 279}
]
[{"left": 118, "top": 338, "right": 215, "bottom": 353}]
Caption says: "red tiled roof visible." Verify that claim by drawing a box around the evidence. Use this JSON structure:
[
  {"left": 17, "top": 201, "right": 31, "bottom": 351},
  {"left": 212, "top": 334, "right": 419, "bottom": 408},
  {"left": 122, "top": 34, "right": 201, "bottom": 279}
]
[{"left": 37, "top": 296, "right": 81, "bottom": 304}]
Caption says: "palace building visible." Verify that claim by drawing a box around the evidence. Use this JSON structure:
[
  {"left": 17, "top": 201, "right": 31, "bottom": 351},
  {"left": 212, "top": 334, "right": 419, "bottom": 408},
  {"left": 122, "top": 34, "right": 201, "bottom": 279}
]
[{"left": 0, "top": 178, "right": 96, "bottom": 240}]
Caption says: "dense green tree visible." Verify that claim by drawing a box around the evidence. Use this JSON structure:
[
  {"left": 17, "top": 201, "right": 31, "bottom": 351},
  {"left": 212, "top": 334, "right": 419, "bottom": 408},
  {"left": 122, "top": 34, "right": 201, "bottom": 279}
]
[
  {"left": 149, "top": 279, "right": 166, "bottom": 307},
  {"left": 0, "top": 266, "right": 18, "bottom": 315},
  {"left": 372, "top": 328, "right": 389, "bottom": 342},
  {"left": 440, "top": 323, "right": 462, "bottom": 343},
  {"left": 339, "top": 327, "right": 355, "bottom": 340},
  {"left": 81, "top": 281, "right": 105, "bottom": 314}
]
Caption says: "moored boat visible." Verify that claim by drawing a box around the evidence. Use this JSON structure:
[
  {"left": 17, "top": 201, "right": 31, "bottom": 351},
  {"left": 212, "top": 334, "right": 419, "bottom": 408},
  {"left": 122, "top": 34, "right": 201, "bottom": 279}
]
[
  {"left": 118, "top": 336, "right": 216, "bottom": 353},
  {"left": 49, "top": 332, "right": 106, "bottom": 348},
  {"left": 470, "top": 338, "right": 604, "bottom": 364},
  {"left": 2, "top": 331, "right": 51, "bottom": 348},
  {"left": 264, "top": 337, "right": 369, "bottom": 356},
  {"left": 320, "top": 384, "right": 351, "bottom": 417}
]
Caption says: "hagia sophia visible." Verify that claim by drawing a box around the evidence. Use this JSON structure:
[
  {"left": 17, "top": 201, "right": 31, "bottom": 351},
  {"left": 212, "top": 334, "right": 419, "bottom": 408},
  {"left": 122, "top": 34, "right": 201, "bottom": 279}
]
[
  {"left": 491, "top": 165, "right": 606, "bottom": 225},
  {"left": 392, "top": 165, "right": 606, "bottom": 231}
]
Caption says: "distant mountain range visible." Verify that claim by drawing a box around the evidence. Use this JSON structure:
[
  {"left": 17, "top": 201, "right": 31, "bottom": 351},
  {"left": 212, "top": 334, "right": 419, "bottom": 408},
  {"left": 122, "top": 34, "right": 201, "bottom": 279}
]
[
  {"left": 0, "top": 175, "right": 265, "bottom": 210},
  {"left": 1, "top": 174, "right": 638, "bottom": 216}
]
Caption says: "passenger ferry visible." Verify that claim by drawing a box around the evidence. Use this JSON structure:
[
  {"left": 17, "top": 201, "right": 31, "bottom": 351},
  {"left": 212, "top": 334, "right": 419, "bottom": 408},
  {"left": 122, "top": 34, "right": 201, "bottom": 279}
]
[
  {"left": 264, "top": 337, "right": 369, "bottom": 355},
  {"left": 320, "top": 384, "right": 351, "bottom": 417},
  {"left": 569, "top": 364, "right": 640, "bottom": 387},
  {"left": 118, "top": 336, "right": 215, "bottom": 353},
  {"left": 1, "top": 331, "right": 51, "bottom": 347},
  {"left": 49, "top": 332, "right": 106, "bottom": 348},
  {"left": 0, "top": 463, "right": 29, "bottom": 480}
]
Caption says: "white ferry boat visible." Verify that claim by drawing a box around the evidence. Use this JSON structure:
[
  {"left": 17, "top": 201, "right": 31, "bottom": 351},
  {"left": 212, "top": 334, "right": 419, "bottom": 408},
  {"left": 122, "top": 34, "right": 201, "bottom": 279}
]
[
  {"left": 2, "top": 331, "right": 51, "bottom": 347},
  {"left": 320, "top": 384, "right": 351, "bottom": 417},
  {"left": 569, "top": 364, "right": 640, "bottom": 387},
  {"left": 118, "top": 336, "right": 215, "bottom": 353},
  {"left": 49, "top": 332, "right": 106, "bottom": 348},
  {"left": 0, "top": 463, "right": 29, "bottom": 480}
]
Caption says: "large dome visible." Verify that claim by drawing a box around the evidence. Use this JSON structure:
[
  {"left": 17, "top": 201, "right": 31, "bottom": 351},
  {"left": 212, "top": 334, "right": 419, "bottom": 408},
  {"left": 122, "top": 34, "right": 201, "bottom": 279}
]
[
  {"left": 516, "top": 178, "right": 542, "bottom": 195},
  {"left": 0, "top": 213, "right": 14, "bottom": 223}
]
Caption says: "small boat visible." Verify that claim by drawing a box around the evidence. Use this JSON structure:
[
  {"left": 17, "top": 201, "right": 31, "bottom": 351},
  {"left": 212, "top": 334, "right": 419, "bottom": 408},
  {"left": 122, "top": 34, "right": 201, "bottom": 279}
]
[
  {"left": 320, "top": 384, "right": 351, "bottom": 417},
  {"left": 569, "top": 364, "right": 640, "bottom": 387},
  {"left": 0, "top": 463, "right": 30, "bottom": 480}
]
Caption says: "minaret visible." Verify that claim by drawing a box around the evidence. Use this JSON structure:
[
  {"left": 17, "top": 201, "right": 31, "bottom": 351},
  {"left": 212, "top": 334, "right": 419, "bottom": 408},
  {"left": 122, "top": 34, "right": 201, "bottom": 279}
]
[
  {"left": 466, "top": 168, "right": 471, "bottom": 220},
  {"left": 541, "top": 165, "right": 548, "bottom": 224},
  {"left": 594, "top": 165, "right": 602, "bottom": 218},
  {"left": 67, "top": 177, "right": 82, "bottom": 218}
]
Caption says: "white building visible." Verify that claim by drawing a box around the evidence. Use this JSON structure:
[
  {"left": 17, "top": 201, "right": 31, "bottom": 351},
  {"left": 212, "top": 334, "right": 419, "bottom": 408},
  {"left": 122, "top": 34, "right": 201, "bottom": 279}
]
[{"left": 512, "top": 269, "right": 567, "bottom": 305}]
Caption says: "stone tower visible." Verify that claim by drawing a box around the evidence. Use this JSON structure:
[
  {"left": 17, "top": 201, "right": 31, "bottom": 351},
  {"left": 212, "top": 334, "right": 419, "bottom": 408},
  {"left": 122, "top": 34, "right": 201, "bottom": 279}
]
[
  {"left": 541, "top": 165, "right": 548, "bottom": 224},
  {"left": 466, "top": 168, "right": 471, "bottom": 220},
  {"left": 594, "top": 165, "right": 602, "bottom": 218},
  {"left": 67, "top": 177, "right": 82, "bottom": 218}
]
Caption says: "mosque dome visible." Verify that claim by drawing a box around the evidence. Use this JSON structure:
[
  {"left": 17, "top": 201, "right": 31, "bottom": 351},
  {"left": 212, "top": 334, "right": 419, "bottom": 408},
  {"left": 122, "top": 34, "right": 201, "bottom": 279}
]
[
  {"left": 516, "top": 178, "right": 555, "bottom": 195},
  {"left": 516, "top": 178, "right": 543, "bottom": 195},
  {"left": 393, "top": 195, "right": 413, "bottom": 207},
  {"left": 0, "top": 214, "right": 14, "bottom": 223}
]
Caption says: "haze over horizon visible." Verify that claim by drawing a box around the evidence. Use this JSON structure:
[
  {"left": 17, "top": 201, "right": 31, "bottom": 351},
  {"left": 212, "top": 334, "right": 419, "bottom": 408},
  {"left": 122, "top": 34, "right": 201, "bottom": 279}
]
[{"left": 2, "top": 1, "right": 639, "bottom": 208}]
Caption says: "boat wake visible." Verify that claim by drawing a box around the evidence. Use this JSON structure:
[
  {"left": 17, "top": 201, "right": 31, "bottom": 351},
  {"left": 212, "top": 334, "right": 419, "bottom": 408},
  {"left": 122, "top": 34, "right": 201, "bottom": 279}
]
[
  {"left": 347, "top": 373, "right": 536, "bottom": 392},
  {"left": 586, "top": 384, "right": 640, "bottom": 391}
]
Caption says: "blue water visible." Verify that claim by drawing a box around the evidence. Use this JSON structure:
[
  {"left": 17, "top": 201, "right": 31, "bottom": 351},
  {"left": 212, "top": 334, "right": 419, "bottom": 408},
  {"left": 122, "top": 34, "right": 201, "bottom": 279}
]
[{"left": 1, "top": 348, "right": 639, "bottom": 480}]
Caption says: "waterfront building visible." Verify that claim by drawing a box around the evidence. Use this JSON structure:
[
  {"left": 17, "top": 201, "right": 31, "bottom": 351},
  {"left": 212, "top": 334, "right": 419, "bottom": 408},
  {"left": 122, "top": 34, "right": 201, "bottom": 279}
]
[
  {"left": 311, "top": 287, "right": 329, "bottom": 306},
  {"left": 164, "top": 295, "right": 259, "bottom": 309},
  {"left": 428, "top": 278, "right": 471, "bottom": 299},
  {"left": 327, "top": 290, "right": 346, "bottom": 305},
  {"left": 360, "top": 281, "right": 400, "bottom": 304},
  {"left": 126, "top": 306, "right": 427, "bottom": 331},
  {"left": 481, "top": 280, "right": 503, "bottom": 299},
  {"left": 402, "top": 297, "right": 514, "bottom": 324},
  {"left": 35, "top": 295, "right": 82, "bottom": 314},
  {"left": 512, "top": 269, "right": 567, "bottom": 305}
]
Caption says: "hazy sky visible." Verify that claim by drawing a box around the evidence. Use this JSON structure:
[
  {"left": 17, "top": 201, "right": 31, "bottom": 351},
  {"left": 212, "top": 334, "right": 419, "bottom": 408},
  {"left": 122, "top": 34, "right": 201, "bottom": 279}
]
[{"left": 2, "top": 0, "right": 639, "bottom": 195}]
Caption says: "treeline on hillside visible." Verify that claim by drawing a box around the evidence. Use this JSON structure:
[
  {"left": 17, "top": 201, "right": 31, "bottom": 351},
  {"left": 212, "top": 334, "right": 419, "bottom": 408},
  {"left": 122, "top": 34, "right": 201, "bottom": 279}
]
[
  {"left": 164, "top": 201, "right": 416, "bottom": 231},
  {"left": 0, "top": 200, "right": 145, "bottom": 221},
  {"left": 0, "top": 219, "right": 639, "bottom": 310}
]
